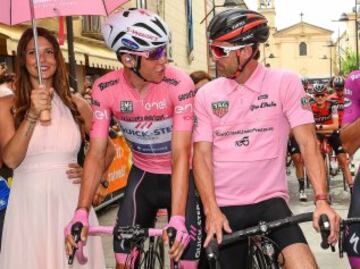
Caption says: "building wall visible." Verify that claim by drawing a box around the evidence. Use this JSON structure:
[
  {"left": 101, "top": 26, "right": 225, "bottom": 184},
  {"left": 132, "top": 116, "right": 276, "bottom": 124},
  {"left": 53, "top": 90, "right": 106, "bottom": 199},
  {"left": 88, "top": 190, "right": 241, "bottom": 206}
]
[{"left": 163, "top": 1, "right": 208, "bottom": 73}]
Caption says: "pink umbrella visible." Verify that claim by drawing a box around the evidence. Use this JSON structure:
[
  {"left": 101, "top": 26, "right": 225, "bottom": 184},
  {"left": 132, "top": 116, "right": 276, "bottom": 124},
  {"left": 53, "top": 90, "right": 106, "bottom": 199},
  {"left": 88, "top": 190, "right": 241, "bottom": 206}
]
[
  {"left": 0, "top": 0, "right": 129, "bottom": 25},
  {"left": 0, "top": 0, "right": 129, "bottom": 121}
]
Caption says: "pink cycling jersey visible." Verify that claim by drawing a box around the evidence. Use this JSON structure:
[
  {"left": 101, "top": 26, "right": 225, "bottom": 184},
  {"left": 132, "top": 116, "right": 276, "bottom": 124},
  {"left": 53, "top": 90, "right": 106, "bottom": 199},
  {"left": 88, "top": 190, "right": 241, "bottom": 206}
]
[
  {"left": 90, "top": 66, "right": 195, "bottom": 174},
  {"left": 344, "top": 70, "right": 360, "bottom": 124},
  {"left": 193, "top": 64, "right": 314, "bottom": 207}
]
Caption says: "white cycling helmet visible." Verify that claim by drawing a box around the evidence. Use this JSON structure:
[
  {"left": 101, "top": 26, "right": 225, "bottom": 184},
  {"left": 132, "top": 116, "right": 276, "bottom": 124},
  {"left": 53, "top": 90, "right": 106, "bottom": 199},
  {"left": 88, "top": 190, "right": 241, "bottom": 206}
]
[{"left": 102, "top": 8, "right": 171, "bottom": 53}]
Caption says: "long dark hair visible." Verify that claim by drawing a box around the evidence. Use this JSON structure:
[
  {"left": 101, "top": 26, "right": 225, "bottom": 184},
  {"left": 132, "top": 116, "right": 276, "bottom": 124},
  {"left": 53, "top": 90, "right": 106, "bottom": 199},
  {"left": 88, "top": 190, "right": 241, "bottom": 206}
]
[{"left": 14, "top": 27, "right": 84, "bottom": 138}]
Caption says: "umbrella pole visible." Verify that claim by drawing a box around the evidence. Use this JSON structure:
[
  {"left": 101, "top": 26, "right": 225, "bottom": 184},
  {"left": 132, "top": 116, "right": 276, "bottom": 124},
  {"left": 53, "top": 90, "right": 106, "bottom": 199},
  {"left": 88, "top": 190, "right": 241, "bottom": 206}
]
[
  {"left": 29, "top": 0, "right": 43, "bottom": 85},
  {"left": 29, "top": 0, "right": 51, "bottom": 122}
]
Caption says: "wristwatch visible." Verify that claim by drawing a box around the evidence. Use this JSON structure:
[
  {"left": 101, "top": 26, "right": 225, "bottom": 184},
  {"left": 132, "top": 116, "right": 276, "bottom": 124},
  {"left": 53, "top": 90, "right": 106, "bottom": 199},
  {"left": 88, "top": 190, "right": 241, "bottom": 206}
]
[
  {"left": 100, "top": 180, "right": 109, "bottom": 189},
  {"left": 315, "top": 193, "right": 331, "bottom": 205}
]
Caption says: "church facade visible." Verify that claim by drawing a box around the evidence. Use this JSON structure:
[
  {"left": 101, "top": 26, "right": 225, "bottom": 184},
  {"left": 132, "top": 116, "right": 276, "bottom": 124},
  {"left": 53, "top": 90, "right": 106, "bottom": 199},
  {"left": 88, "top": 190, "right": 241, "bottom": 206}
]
[{"left": 258, "top": 0, "right": 335, "bottom": 80}]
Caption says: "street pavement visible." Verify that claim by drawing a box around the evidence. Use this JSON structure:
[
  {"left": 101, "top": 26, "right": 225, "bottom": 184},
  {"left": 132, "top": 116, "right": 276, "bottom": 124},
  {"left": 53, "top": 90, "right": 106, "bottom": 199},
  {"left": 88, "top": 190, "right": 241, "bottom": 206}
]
[{"left": 97, "top": 151, "right": 360, "bottom": 268}]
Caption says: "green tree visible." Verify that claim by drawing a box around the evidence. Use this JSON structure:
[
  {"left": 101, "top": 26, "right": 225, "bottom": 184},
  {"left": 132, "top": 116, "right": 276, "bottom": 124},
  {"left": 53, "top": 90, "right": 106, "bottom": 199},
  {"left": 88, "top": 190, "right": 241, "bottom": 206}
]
[{"left": 341, "top": 48, "right": 357, "bottom": 76}]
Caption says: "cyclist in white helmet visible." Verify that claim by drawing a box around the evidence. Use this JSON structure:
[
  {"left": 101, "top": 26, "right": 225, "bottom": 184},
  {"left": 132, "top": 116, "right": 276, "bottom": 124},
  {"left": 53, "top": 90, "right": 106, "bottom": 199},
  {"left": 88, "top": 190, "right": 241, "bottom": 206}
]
[{"left": 65, "top": 8, "right": 201, "bottom": 269}]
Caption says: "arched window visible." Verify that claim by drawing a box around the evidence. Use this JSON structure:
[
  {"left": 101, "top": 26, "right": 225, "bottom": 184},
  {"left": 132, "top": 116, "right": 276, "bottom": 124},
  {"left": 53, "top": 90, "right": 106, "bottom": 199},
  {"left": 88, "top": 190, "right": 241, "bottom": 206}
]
[{"left": 299, "top": 42, "right": 307, "bottom": 56}]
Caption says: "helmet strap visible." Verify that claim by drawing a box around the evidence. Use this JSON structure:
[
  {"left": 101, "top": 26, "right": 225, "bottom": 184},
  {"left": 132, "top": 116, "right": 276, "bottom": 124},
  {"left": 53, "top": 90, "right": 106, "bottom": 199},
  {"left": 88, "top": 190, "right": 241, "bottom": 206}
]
[
  {"left": 130, "top": 56, "right": 149, "bottom": 82},
  {"left": 230, "top": 46, "right": 258, "bottom": 79}
]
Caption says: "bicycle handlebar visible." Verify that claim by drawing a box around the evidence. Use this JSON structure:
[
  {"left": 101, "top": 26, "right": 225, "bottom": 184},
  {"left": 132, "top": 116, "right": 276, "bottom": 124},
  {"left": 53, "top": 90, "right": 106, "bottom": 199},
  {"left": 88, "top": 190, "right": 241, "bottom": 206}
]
[
  {"left": 67, "top": 224, "right": 163, "bottom": 265},
  {"left": 319, "top": 214, "right": 331, "bottom": 250},
  {"left": 167, "top": 227, "right": 179, "bottom": 269},
  {"left": 222, "top": 212, "right": 313, "bottom": 246},
  {"left": 206, "top": 212, "right": 313, "bottom": 263}
]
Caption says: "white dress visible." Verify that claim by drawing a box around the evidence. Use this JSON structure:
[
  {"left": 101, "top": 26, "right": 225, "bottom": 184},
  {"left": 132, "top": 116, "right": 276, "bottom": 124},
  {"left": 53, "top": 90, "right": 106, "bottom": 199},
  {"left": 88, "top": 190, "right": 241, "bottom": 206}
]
[{"left": 0, "top": 93, "right": 105, "bottom": 269}]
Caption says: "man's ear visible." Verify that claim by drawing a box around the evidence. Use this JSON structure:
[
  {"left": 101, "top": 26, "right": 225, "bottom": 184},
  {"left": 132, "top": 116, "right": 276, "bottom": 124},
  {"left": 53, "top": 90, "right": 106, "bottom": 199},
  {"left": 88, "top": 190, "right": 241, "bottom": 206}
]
[{"left": 120, "top": 54, "right": 134, "bottom": 68}]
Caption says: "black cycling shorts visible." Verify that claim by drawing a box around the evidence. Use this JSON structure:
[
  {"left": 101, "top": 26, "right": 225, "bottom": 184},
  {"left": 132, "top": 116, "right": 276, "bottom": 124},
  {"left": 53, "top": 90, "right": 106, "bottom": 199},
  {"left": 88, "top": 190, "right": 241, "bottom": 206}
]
[
  {"left": 287, "top": 136, "right": 300, "bottom": 155},
  {"left": 216, "top": 197, "right": 307, "bottom": 269},
  {"left": 345, "top": 169, "right": 360, "bottom": 258},
  {"left": 113, "top": 165, "right": 202, "bottom": 261},
  {"left": 317, "top": 131, "right": 345, "bottom": 155}
]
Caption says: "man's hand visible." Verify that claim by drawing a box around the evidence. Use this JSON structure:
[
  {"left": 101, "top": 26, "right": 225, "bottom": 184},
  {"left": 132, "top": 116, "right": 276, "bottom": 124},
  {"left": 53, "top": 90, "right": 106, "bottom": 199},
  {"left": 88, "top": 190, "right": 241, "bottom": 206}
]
[
  {"left": 65, "top": 208, "right": 89, "bottom": 257},
  {"left": 204, "top": 207, "right": 232, "bottom": 247},
  {"left": 66, "top": 163, "right": 83, "bottom": 184},
  {"left": 313, "top": 200, "right": 340, "bottom": 246},
  {"left": 163, "top": 216, "right": 190, "bottom": 262}
]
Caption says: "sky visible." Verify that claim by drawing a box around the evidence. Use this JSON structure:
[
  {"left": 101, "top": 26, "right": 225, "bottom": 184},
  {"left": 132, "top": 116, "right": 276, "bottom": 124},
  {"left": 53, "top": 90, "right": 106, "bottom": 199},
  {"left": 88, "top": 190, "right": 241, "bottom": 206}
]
[{"left": 244, "top": 0, "right": 355, "bottom": 38}]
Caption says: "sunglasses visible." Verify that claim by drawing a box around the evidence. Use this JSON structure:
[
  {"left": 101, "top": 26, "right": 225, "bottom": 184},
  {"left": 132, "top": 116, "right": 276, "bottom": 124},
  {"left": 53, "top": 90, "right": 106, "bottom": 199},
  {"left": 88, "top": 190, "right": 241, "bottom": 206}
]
[
  {"left": 209, "top": 43, "right": 253, "bottom": 59},
  {"left": 315, "top": 94, "right": 326, "bottom": 98},
  {"left": 122, "top": 45, "right": 167, "bottom": 61}
]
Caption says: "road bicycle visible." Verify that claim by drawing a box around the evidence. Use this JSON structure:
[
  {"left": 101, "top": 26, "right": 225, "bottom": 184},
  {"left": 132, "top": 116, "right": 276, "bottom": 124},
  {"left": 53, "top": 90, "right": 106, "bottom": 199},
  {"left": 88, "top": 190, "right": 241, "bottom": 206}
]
[{"left": 205, "top": 212, "right": 315, "bottom": 269}]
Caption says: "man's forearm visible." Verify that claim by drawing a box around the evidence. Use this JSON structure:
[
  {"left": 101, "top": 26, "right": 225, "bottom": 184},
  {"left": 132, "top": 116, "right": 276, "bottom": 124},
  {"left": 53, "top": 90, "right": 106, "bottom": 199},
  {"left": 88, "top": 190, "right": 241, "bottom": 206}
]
[
  {"left": 77, "top": 154, "right": 105, "bottom": 209},
  {"left": 193, "top": 152, "right": 218, "bottom": 215},
  {"left": 299, "top": 138, "right": 328, "bottom": 195},
  {"left": 171, "top": 152, "right": 189, "bottom": 216}
]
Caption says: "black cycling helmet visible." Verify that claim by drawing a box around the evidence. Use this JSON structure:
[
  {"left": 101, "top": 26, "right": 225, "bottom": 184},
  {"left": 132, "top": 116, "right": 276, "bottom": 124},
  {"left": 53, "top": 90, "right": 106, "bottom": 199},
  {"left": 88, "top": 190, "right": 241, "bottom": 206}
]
[
  {"left": 208, "top": 9, "right": 269, "bottom": 45},
  {"left": 313, "top": 83, "right": 327, "bottom": 95},
  {"left": 332, "top": 76, "right": 345, "bottom": 90}
]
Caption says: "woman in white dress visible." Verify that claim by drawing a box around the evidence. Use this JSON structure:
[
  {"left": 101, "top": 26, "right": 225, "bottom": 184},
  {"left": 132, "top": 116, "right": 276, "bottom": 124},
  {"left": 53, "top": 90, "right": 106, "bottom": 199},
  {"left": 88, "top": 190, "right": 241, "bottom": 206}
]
[{"left": 0, "top": 27, "right": 112, "bottom": 269}]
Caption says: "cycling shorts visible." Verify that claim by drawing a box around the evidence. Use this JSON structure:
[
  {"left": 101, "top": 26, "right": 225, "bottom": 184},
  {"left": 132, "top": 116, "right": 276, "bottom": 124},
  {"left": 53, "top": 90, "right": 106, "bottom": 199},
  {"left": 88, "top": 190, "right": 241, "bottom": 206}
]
[
  {"left": 216, "top": 197, "right": 307, "bottom": 269},
  {"left": 287, "top": 136, "right": 300, "bottom": 155},
  {"left": 113, "top": 165, "right": 202, "bottom": 261},
  {"left": 317, "top": 131, "right": 345, "bottom": 155},
  {"left": 345, "top": 169, "right": 360, "bottom": 265}
]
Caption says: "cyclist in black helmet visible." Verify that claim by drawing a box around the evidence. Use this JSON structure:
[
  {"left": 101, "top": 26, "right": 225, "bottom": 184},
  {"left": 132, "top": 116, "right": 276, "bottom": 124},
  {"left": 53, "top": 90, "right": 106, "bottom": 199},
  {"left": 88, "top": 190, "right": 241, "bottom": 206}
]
[{"left": 193, "top": 8, "right": 340, "bottom": 269}]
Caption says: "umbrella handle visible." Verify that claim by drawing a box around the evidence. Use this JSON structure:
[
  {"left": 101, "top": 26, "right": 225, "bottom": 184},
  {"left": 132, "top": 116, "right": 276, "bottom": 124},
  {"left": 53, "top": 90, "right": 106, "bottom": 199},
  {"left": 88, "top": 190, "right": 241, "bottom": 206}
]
[{"left": 40, "top": 109, "right": 51, "bottom": 123}]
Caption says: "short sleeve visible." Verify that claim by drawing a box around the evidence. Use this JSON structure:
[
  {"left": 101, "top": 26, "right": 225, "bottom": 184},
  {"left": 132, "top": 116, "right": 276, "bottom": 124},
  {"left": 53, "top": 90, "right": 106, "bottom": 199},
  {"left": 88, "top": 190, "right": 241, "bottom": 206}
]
[
  {"left": 170, "top": 73, "right": 195, "bottom": 132},
  {"left": 89, "top": 79, "right": 112, "bottom": 138},
  {"left": 280, "top": 73, "right": 314, "bottom": 128},
  {"left": 193, "top": 89, "right": 213, "bottom": 142}
]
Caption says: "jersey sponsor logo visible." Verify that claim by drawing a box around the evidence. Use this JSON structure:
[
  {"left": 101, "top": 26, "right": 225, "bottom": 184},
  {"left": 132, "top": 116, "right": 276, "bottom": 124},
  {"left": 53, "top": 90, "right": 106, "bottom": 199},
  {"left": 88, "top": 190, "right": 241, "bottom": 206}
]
[
  {"left": 98, "top": 79, "right": 119, "bottom": 91},
  {"left": 257, "top": 94, "right": 268, "bottom": 100},
  {"left": 175, "top": 103, "right": 193, "bottom": 114},
  {"left": 163, "top": 76, "right": 180, "bottom": 86},
  {"left": 300, "top": 96, "right": 312, "bottom": 111},
  {"left": 120, "top": 101, "right": 134, "bottom": 113},
  {"left": 235, "top": 136, "right": 250, "bottom": 147},
  {"left": 345, "top": 88, "right": 352, "bottom": 95},
  {"left": 144, "top": 100, "right": 167, "bottom": 111},
  {"left": 178, "top": 89, "right": 197, "bottom": 101},
  {"left": 350, "top": 73, "right": 360, "bottom": 81},
  {"left": 183, "top": 115, "right": 193, "bottom": 121},
  {"left": 120, "top": 114, "right": 166, "bottom": 122},
  {"left": 314, "top": 114, "right": 332, "bottom": 123},
  {"left": 350, "top": 233, "right": 360, "bottom": 254},
  {"left": 91, "top": 99, "right": 101, "bottom": 107},
  {"left": 94, "top": 109, "right": 110, "bottom": 120},
  {"left": 119, "top": 118, "right": 173, "bottom": 154},
  {"left": 215, "top": 127, "right": 274, "bottom": 137},
  {"left": 211, "top": 101, "right": 229, "bottom": 118},
  {"left": 250, "top": 101, "right": 277, "bottom": 111},
  {"left": 344, "top": 98, "right": 352, "bottom": 108},
  {"left": 121, "top": 38, "right": 140, "bottom": 50}
]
